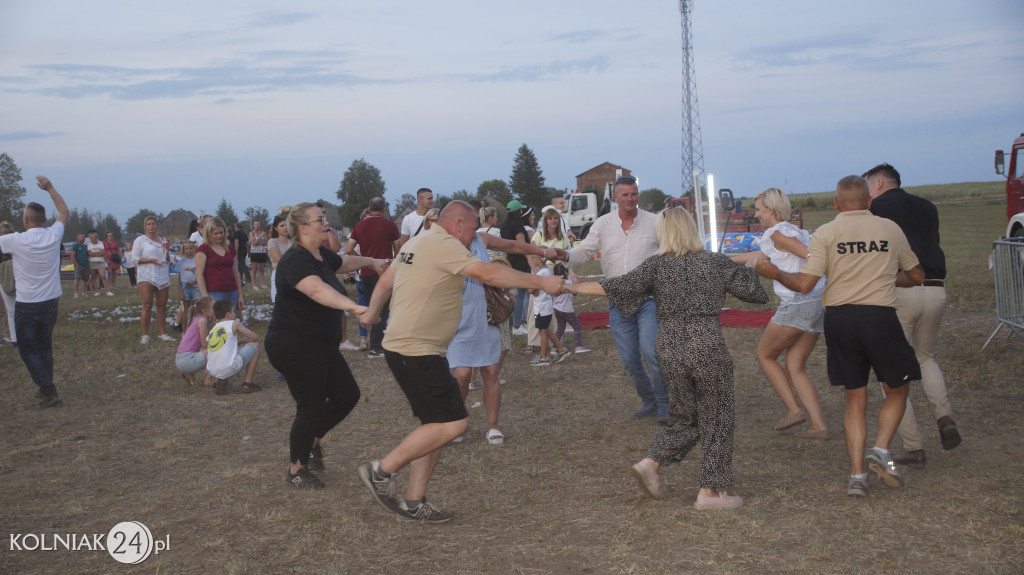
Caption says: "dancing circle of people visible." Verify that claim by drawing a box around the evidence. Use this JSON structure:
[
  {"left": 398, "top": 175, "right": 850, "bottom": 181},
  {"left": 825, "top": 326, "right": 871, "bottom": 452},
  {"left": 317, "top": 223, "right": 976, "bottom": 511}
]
[{"left": 1, "top": 165, "right": 961, "bottom": 522}]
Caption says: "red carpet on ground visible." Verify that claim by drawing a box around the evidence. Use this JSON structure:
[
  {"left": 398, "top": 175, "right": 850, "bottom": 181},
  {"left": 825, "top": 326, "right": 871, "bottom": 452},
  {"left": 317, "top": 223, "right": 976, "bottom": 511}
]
[{"left": 577, "top": 309, "right": 774, "bottom": 330}]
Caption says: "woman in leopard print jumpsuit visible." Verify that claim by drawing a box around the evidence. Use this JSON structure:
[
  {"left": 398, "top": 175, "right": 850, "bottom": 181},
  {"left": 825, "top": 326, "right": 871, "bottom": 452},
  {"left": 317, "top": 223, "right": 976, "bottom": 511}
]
[{"left": 570, "top": 208, "right": 767, "bottom": 509}]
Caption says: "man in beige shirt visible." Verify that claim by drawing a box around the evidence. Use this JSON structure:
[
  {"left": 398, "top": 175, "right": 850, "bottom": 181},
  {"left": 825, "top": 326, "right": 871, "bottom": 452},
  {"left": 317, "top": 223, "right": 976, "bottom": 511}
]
[
  {"left": 358, "top": 201, "right": 563, "bottom": 522},
  {"left": 756, "top": 175, "right": 924, "bottom": 499}
]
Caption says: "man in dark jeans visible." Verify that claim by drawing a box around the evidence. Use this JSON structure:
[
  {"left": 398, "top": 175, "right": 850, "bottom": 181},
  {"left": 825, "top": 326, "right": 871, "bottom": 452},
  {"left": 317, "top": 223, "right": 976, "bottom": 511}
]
[
  {"left": 231, "top": 222, "right": 250, "bottom": 286},
  {"left": 345, "top": 197, "right": 400, "bottom": 357},
  {"left": 0, "top": 176, "right": 70, "bottom": 407}
]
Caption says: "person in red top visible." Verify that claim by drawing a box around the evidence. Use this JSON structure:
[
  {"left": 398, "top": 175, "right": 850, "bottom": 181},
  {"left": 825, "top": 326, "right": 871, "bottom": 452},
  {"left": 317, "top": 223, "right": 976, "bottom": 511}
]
[
  {"left": 103, "top": 231, "right": 122, "bottom": 289},
  {"left": 345, "top": 197, "right": 400, "bottom": 357},
  {"left": 195, "top": 216, "right": 245, "bottom": 319}
]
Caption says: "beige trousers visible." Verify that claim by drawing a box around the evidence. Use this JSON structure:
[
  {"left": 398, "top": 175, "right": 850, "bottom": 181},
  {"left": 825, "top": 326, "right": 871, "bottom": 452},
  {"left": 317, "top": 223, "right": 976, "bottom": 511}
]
[{"left": 893, "top": 285, "right": 952, "bottom": 451}]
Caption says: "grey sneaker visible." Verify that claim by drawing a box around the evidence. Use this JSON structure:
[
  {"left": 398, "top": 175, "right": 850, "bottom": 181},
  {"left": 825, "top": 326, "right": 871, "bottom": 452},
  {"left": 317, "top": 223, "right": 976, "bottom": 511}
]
[
  {"left": 529, "top": 355, "right": 551, "bottom": 367},
  {"left": 39, "top": 392, "right": 63, "bottom": 408},
  {"left": 847, "top": 475, "right": 868, "bottom": 498},
  {"left": 397, "top": 498, "right": 454, "bottom": 523},
  {"left": 553, "top": 349, "right": 572, "bottom": 364},
  {"left": 357, "top": 461, "right": 400, "bottom": 512},
  {"left": 865, "top": 449, "right": 904, "bottom": 488}
]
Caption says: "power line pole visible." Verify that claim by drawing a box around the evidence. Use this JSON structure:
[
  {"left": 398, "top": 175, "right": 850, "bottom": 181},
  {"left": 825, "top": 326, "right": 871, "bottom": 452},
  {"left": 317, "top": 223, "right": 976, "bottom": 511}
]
[{"left": 679, "top": 0, "right": 704, "bottom": 197}]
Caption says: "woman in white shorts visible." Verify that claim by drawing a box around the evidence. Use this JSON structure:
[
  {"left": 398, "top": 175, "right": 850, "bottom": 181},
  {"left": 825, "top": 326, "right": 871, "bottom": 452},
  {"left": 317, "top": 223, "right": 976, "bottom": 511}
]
[{"left": 732, "top": 188, "right": 829, "bottom": 439}]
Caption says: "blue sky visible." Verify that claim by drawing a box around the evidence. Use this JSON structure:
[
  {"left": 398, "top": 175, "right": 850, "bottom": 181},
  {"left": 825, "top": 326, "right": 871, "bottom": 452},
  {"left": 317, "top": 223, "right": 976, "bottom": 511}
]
[{"left": 2, "top": 0, "right": 1022, "bottom": 223}]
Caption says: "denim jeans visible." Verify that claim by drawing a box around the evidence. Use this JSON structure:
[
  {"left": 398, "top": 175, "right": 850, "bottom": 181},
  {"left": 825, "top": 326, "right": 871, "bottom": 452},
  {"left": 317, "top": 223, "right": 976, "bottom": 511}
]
[
  {"left": 512, "top": 288, "right": 529, "bottom": 328},
  {"left": 15, "top": 297, "right": 60, "bottom": 396},
  {"left": 609, "top": 298, "right": 668, "bottom": 411}
]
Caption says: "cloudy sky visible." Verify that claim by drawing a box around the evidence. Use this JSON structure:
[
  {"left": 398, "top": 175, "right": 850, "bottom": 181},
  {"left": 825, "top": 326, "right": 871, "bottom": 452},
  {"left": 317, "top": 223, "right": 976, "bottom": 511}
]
[{"left": 2, "top": 0, "right": 1022, "bottom": 223}]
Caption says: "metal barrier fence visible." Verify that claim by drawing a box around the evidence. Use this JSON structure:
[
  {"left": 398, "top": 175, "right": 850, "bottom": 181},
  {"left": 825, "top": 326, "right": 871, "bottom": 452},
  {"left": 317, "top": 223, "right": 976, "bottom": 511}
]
[{"left": 982, "top": 237, "right": 1024, "bottom": 350}]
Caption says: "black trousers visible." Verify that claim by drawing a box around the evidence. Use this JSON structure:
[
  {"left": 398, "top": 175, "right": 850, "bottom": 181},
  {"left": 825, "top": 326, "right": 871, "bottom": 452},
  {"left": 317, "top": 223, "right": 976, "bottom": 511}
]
[{"left": 265, "top": 330, "right": 361, "bottom": 465}]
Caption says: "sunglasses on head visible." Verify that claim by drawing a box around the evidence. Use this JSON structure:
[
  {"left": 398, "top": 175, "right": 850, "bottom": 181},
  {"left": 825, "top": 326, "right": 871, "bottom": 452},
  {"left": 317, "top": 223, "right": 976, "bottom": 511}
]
[{"left": 615, "top": 175, "right": 637, "bottom": 184}]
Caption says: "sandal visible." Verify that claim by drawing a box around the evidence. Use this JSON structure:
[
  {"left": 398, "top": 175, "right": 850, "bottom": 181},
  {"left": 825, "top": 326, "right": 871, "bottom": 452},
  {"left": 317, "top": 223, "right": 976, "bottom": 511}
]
[
  {"left": 242, "top": 382, "right": 263, "bottom": 393},
  {"left": 468, "top": 380, "right": 481, "bottom": 391},
  {"left": 486, "top": 428, "right": 504, "bottom": 445}
]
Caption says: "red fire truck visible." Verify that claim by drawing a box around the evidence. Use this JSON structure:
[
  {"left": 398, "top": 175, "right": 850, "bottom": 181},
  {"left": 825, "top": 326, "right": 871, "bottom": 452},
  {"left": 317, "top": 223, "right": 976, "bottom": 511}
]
[{"left": 995, "top": 133, "right": 1024, "bottom": 238}]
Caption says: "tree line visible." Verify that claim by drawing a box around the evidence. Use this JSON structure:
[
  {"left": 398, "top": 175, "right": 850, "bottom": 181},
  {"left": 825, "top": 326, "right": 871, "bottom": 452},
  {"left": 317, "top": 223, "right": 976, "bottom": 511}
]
[{"left": 0, "top": 146, "right": 673, "bottom": 242}]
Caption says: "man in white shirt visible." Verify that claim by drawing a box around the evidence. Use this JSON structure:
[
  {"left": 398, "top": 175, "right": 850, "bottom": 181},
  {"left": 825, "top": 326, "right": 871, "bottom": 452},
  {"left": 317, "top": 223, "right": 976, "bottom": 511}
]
[
  {"left": 399, "top": 188, "right": 435, "bottom": 247},
  {"left": 0, "top": 176, "right": 70, "bottom": 407},
  {"left": 560, "top": 175, "right": 668, "bottom": 421},
  {"left": 550, "top": 195, "right": 577, "bottom": 242}
]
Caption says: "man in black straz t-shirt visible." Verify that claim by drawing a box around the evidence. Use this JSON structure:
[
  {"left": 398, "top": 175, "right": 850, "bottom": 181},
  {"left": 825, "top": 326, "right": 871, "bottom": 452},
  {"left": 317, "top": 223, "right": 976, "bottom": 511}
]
[{"left": 231, "top": 222, "right": 250, "bottom": 285}]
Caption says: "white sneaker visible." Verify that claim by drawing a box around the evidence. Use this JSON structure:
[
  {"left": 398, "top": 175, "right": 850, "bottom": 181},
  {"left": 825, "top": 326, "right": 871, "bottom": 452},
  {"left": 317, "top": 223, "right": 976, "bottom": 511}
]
[
  {"left": 73, "top": 293, "right": 79, "bottom": 298},
  {"left": 338, "top": 340, "right": 359, "bottom": 351},
  {"left": 252, "top": 286, "right": 260, "bottom": 291},
  {"left": 140, "top": 335, "right": 150, "bottom": 344},
  {"left": 94, "top": 292, "right": 101, "bottom": 297},
  {"left": 574, "top": 347, "right": 592, "bottom": 354},
  {"left": 513, "top": 326, "right": 528, "bottom": 336},
  {"left": 106, "top": 291, "right": 114, "bottom": 296},
  {"left": 158, "top": 334, "right": 176, "bottom": 342}
]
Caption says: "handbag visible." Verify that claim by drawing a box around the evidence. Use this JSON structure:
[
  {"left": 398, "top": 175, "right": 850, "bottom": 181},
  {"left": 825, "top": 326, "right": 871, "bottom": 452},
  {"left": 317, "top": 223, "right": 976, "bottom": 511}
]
[{"left": 484, "top": 284, "right": 514, "bottom": 326}]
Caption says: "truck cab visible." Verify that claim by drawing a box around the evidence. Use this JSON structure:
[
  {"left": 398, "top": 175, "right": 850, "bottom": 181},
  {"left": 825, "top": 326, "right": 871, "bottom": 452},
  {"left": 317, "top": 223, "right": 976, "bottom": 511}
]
[
  {"left": 995, "top": 133, "right": 1024, "bottom": 237},
  {"left": 566, "top": 189, "right": 616, "bottom": 240}
]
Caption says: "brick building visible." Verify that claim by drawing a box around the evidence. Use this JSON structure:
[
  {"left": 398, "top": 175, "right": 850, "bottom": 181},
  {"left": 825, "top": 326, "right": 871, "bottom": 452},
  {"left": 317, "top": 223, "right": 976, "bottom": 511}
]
[{"left": 576, "top": 162, "right": 631, "bottom": 206}]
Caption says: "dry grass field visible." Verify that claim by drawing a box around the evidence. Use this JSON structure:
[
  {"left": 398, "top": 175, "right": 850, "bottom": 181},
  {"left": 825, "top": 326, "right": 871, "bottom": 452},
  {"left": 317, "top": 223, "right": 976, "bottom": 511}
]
[{"left": 1, "top": 200, "right": 1021, "bottom": 574}]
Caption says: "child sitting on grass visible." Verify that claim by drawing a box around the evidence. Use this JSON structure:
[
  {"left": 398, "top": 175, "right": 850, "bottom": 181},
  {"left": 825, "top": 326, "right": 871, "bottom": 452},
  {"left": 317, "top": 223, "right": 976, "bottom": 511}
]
[
  {"left": 206, "top": 299, "right": 262, "bottom": 395},
  {"left": 175, "top": 296, "right": 214, "bottom": 386},
  {"left": 529, "top": 265, "right": 570, "bottom": 367},
  {"left": 552, "top": 263, "right": 588, "bottom": 354}
]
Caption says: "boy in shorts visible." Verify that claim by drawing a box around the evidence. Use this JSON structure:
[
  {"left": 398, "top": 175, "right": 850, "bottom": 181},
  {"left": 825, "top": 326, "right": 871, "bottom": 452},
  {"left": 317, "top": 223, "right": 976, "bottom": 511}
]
[{"left": 205, "top": 299, "right": 262, "bottom": 395}]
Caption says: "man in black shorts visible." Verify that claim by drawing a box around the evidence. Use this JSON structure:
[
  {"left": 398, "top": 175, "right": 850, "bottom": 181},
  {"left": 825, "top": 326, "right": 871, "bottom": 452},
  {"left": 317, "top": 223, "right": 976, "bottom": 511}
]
[
  {"left": 358, "top": 201, "right": 563, "bottom": 522},
  {"left": 756, "top": 175, "right": 924, "bottom": 498}
]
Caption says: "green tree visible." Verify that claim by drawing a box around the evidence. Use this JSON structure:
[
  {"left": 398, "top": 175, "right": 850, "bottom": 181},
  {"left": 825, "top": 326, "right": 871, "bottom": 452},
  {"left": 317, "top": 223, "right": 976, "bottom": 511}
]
[
  {"left": 216, "top": 198, "right": 238, "bottom": 229},
  {"left": 509, "top": 144, "right": 546, "bottom": 208},
  {"left": 243, "top": 206, "right": 269, "bottom": 228},
  {"left": 65, "top": 207, "right": 92, "bottom": 241},
  {"left": 336, "top": 158, "right": 386, "bottom": 228},
  {"left": 639, "top": 188, "right": 669, "bottom": 212},
  {"left": 126, "top": 209, "right": 163, "bottom": 234},
  {"left": 477, "top": 179, "right": 513, "bottom": 205},
  {"left": 434, "top": 194, "right": 453, "bottom": 211},
  {"left": 0, "top": 152, "right": 27, "bottom": 228},
  {"left": 97, "top": 213, "right": 122, "bottom": 241},
  {"left": 392, "top": 193, "right": 416, "bottom": 218},
  {"left": 451, "top": 189, "right": 475, "bottom": 204}
]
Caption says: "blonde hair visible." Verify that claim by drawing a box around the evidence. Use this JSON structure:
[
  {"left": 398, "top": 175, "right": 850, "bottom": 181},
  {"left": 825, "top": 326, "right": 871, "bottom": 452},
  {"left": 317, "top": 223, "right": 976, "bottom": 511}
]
[
  {"left": 201, "top": 217, "right": 228, "bottom": 247},
  {"left": 423, "top": 208, "right": 440, "bottom": 230},
  {"left": 479, "top": 206, "right": 497, "bottom": 226},
  {"left": 755, "top": 187, "right": 791, "bottom": 223},
  {"left": 656, "top": 207, "right": 705, "bottom": 256},
  {"left": 186, "top": 296, "right": 215, "bottom": 330},
  {"left": 286, "top": 202, "right": 317, "bottom": 239}
]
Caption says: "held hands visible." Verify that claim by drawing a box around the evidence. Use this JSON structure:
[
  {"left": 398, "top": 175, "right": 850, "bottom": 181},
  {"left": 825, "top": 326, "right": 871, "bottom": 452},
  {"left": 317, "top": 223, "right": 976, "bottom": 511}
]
[
  {"left": 539, "top": 274, "right": 565, "bottom": 295},
  {"left": 754, "top": 259, "right": 779, "bottom": 279},
  {"left": 557, "top": 283, "right": 579, "bottom": 295}
]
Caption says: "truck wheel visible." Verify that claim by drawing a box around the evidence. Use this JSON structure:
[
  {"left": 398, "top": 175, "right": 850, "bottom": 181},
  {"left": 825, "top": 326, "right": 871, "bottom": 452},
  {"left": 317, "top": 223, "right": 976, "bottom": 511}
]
[
  {"left": 579, "top": 222, "right": 593, "bottom": 240},
  {"left": 1013, "top": 226, "right": 1024, "bottom": 238}
]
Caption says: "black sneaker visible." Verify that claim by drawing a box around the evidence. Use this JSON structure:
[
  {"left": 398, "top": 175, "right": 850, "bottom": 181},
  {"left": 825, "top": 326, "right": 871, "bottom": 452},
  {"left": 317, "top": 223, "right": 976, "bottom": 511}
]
[
  {"left": 39, "top": 392, "right": 63, "bottom": 408},
  {"left": 367, "top": 349, "right": 384, "bottom": 358},
  {"left": 285, "top": 467, "right": 325, "bottom": 490},
  {"left": 396, "top": 498, "right": 454, "bottom": 523},
  {"left": 214, "top": 379, "right": 228, "bottom": 395},
  {"left": 357, "top": 461, "right": 400, "bottom": 512},
  {"left": 308, "top": 444, "right": 325, "bottom": 472}
]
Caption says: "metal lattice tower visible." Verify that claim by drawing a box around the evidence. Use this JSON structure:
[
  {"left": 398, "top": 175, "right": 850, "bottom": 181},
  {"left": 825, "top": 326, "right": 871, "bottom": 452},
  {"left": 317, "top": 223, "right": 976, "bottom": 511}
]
[{"left": 679, "top": 0, "right": 704, "bottom": 194}]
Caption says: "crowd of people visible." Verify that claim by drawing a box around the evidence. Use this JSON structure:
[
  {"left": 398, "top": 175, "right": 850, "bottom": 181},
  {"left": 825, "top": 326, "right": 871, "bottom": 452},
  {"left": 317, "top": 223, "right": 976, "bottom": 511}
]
[{"left": 0, "top": 165, "right": 963, "bottom": 523}]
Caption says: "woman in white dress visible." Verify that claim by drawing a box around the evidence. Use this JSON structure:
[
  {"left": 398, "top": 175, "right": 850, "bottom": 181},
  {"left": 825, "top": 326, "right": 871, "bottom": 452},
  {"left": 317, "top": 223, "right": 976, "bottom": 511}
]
[{"left": 131, "top": 216, "right": 174, "bottom": 344}]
